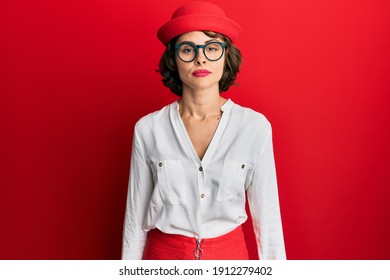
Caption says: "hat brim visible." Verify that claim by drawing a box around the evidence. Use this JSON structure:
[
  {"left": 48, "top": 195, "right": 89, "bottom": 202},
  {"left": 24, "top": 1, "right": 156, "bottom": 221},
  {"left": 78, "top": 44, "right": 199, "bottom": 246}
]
[{"left": 157, "top": 14, "right": 241, "bottom": 46}]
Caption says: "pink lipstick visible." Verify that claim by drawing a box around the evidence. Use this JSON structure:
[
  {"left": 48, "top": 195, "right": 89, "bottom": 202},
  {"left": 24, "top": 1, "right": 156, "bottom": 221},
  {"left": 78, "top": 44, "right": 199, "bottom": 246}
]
[{"left": 192, "top": 70, "right": 211, "bottom": 77}]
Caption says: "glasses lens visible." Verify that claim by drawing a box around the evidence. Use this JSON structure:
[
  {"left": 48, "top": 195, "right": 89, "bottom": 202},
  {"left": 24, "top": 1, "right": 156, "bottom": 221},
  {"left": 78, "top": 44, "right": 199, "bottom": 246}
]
[
  {"left": 177, "top": 43, "right": 197, "bottom": 62},
  {"left": 204, "top": 43, "right": 224, "bottom": 61}
]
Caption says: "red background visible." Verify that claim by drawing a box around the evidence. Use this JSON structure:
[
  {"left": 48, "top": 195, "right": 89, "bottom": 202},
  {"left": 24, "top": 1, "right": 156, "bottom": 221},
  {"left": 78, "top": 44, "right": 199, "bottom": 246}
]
[{"left": 1, "top": 0, "right": 389, "bottom": 260}]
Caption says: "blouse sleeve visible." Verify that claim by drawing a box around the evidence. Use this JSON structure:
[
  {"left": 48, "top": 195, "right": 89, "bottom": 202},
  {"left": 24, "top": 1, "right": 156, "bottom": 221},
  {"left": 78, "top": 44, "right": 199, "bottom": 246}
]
[
  {"left": 121, "top": 126, "right": 153, "bottom": 260},
  {"left": 247, "top": 124, "right": 287, "bottom": 260}
]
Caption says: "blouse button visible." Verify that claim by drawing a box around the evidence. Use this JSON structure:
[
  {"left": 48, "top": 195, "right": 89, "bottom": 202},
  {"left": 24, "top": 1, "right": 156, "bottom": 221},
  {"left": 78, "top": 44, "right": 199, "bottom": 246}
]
[
  {"left": 199, "top": 167, "right": 203, "bottom": 172},
  {"left": 200, "top": 193, "right": 205, "bottom": 199},
  {"left": 158, "top": 162, "right": 163, "bottom": 167},
  {"left": 241, "top": 164, "right": 245, "bottom": 169}
]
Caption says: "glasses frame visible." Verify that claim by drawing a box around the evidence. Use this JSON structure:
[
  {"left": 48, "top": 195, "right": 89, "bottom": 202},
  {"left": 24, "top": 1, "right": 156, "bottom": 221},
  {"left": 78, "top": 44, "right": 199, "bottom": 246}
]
[{"left": 174, "top": 41, "right": 227, "bottom": 63}]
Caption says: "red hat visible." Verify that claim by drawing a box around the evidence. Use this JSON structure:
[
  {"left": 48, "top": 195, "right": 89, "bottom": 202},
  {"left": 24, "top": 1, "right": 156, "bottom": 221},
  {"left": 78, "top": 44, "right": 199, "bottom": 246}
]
[{"left": 157, "top": 1, "right": 241, "bottom": 46}]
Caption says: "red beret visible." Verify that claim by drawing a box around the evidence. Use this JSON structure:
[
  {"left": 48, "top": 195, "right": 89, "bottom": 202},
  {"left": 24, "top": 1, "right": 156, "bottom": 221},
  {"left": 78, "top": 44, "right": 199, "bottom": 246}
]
[{"left": 157, "top": 1, "right": 241, "bottom": 46}]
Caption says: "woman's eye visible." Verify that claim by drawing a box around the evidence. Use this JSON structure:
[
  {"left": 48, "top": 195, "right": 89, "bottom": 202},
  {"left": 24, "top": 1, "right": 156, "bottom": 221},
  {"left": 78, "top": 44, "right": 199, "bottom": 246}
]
[{"left": 207, "top": 43, "right": 221, "bottom": 52}]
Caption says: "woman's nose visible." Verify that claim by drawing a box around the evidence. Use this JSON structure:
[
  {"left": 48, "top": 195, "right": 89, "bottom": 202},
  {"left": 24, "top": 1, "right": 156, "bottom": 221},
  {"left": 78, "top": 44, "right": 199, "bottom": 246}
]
[{"left": 194, "top": 49, "right": 207, "bottom": 64}]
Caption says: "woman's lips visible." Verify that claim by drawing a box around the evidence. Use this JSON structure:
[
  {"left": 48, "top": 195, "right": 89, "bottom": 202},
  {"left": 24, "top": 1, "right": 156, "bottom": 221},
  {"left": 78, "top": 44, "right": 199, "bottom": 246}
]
[{"left": 192, "top": 70, "right": 211, "bottom": 77}]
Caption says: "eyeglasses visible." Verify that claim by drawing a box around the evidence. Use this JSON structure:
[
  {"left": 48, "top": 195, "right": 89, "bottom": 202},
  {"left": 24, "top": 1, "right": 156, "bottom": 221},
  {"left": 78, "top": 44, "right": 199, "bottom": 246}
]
[{"left": 175, "top": 41, "right": 227, "bottom": 62}]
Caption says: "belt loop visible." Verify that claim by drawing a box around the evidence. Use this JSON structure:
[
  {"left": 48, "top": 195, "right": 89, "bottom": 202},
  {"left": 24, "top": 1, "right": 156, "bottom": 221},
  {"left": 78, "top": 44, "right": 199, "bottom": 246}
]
[{"left": 193, "top": 239, "right": 203, "bottom": 260}]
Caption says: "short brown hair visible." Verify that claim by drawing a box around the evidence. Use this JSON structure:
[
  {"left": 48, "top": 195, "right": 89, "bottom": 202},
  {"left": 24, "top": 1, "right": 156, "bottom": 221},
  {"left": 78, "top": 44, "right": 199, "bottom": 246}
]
[{"left": 157, "top": 31, "right": 242, "bottom": 96}]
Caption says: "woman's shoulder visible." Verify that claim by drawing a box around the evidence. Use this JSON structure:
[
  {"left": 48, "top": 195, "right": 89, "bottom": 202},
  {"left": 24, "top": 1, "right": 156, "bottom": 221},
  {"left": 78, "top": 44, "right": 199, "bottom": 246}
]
[
  {"left": 134, "top": 101, "right": 176, "bottom": 131},
  {"left": 231, "top": 100, "right": 271, "bottom": 128}
]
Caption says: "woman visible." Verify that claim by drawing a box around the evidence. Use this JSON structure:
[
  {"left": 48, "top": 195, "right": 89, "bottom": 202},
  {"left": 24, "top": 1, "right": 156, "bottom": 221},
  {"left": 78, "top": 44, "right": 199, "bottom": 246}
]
[{"left": 122, "top": 1, "right": 286, "bottom": 260}]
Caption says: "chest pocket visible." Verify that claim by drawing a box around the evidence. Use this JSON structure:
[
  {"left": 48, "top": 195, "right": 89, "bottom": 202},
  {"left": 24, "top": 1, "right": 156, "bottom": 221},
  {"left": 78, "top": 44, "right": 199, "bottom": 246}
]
[
  {"left": 217, "top": 159, "right": 252, "bottom": 201},
  {"left": 151, "top": 160, "right": 186, "bottom": 205}
]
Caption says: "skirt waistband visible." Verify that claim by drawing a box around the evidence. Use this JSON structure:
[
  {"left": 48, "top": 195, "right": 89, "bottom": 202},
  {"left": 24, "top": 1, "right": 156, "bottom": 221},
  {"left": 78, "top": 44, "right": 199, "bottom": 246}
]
[{"left": 142, "top": 226, "right": 249, "bottom": 260}]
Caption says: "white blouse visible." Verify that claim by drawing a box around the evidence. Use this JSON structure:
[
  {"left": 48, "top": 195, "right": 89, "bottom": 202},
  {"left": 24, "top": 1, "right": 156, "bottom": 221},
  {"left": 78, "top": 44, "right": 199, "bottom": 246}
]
[{"left": 121, "top": 99, "right": 286, "bottom": 260}]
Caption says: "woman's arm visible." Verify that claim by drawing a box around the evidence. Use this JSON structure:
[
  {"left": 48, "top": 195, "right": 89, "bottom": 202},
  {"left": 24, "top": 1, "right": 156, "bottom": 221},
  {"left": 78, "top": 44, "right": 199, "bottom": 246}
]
[
  {"left": 121, "top": 126, "right": 153, "bottom": 260},
  {"left": 247, "top": 124, "right": 286, "bottom": 260}
]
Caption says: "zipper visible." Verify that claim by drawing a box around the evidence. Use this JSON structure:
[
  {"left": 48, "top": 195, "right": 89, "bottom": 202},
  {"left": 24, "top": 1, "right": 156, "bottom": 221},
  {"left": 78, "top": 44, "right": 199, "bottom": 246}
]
[{"left": 193, "top": 238, "right": 203, "bottom": 260}]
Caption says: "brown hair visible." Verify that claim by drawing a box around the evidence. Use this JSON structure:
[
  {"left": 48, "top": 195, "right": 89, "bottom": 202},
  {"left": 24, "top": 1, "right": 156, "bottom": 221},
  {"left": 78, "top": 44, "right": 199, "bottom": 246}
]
[{"left": 157, "top": 31, "right": 242, "bottom": 96}]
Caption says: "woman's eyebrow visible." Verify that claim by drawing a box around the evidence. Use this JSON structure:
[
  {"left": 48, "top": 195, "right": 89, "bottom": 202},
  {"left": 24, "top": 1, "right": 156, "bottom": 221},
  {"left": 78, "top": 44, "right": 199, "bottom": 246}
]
[
  {"left": 176, "top": 40, "right": 194, "bottom": 45},
  {"left": 205, "top": 39, "right": 221, "bottom": 43},
  {"left": 177, "top": 39, "right": 221, "bottom": 45}
]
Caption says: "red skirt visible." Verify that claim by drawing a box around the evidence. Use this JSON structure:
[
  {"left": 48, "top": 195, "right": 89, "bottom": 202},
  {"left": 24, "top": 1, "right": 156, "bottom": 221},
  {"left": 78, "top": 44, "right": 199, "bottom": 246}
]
[{"left": 142, "top": 226, "right": 249, "bottom": 260}]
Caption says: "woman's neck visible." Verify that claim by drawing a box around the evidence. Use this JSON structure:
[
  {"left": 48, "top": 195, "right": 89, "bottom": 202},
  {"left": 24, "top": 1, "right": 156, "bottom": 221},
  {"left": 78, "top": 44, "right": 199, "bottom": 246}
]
[{"left": 179, "top": 87, "right": 226, "bottom": 120}]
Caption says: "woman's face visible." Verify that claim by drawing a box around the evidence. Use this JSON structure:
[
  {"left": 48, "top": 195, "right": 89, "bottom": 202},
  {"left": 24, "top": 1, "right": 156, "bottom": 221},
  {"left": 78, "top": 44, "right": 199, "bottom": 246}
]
[{"left": 175, "top": 31, "right": 225, "bottom": 93}]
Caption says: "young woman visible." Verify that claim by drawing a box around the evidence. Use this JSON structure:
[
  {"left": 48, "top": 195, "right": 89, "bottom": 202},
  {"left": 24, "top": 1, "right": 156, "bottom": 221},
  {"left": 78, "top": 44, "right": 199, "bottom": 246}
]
[{"left": 122, "top": 1, "right": 286, "bottom": 260}]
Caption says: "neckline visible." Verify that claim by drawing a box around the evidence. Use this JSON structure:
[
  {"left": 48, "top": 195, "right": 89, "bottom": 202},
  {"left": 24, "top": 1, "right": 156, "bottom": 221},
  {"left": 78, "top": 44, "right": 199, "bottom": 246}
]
[
  {"left": 173, "top": 99, "right": 233, "bottom": 166},
  {"left": 175, "top": 98, "right": 232, "bottom": 113}
]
